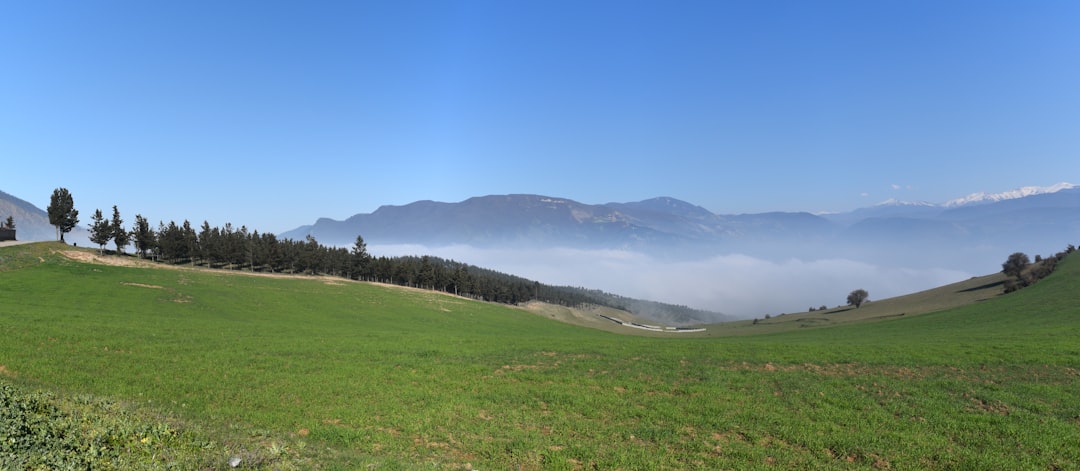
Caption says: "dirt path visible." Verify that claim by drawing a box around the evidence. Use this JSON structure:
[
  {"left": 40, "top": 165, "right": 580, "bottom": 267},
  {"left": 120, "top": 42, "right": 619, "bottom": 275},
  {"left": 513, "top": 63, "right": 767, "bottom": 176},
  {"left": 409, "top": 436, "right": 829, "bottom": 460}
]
[{"left": 0, "top": 240, "right": 40, "bottom": 247}]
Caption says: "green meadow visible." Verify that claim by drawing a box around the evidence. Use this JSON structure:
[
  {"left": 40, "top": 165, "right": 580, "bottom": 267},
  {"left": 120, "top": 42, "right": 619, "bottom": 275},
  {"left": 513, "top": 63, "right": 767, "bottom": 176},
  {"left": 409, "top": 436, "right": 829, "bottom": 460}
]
[{"left": 2, "top": 242, "right": 1079, "bottom": 469}]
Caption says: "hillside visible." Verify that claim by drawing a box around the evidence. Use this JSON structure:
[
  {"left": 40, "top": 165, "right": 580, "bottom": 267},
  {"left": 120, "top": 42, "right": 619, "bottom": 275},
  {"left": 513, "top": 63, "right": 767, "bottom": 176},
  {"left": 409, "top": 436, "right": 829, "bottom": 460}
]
[
  {"left": 1, "top": 242, "right": 1079, "bottom": 469},
  {"left": 705, "top": 271, "right": 1012, "bottom": 336},
  {"left": 0, "top": 190, "right": 56, "bottom": 242}
]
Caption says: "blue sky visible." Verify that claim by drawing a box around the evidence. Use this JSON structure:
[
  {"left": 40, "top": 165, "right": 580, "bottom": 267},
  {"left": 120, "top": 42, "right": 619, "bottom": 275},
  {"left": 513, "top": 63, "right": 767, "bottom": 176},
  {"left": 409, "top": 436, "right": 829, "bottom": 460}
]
[{"left": 2, "top": 1, "right": 1078, "bottom": 234}]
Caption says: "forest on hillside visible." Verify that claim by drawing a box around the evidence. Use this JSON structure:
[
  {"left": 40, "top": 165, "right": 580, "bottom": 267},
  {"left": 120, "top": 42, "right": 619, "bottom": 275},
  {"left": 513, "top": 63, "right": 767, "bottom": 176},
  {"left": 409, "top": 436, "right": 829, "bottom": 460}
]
[{"left": 53, "top": 190, "right": 713, "bottom": 325}]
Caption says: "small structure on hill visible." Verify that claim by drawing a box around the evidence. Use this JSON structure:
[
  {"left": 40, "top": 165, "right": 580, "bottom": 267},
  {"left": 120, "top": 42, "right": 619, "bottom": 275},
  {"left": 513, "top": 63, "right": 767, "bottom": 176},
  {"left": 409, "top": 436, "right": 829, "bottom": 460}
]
[{"left": 0, "top": 228, "right": 14, "bottom": 241}]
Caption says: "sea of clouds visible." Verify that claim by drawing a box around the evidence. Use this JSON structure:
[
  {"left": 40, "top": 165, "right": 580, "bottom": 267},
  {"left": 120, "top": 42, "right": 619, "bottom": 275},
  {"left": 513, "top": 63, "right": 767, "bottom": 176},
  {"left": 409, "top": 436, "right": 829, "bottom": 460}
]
[{"left": 368, "top": 244, "right": 974, "bottom": 320}]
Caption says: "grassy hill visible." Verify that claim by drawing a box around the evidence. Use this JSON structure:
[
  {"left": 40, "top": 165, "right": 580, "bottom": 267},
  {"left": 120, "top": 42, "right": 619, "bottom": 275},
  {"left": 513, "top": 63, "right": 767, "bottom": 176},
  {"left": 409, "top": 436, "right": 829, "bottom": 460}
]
[
  {"left": 2, "top": 242, "right": 1079, "bottom": 469},
  {"left": 703, "top": 270, "right": 1012, "bottom": 336}
]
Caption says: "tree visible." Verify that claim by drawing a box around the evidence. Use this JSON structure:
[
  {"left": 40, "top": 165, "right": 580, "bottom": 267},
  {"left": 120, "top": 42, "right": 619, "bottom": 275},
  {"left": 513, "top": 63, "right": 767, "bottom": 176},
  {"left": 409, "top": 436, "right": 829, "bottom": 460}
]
[
  {"left": 111, "top": 205, "right": 131, "bottom": 254},
  {"left": 89, "top": 209, "right": 111, "bottom": 254},
  {"left": 1001, "top": 252, "right": 1030, "bottom": 279},
  {"left": 132, "top": 214, "right": 155, "bottom": 258},
  {"left": 181, "top": 220, "right": 198, "bottom": 266},
  {"left": 350, "top": 234, "right": 370, "bottom": 279},
  {"left": 847, "top": 289, "right": 869, "bottom": 308},
  {"left": 47, "top": 187, "right": 79, "bottom": 242},
  {"left": 3, "top": 215, "right": 13, "bottom": 229}
]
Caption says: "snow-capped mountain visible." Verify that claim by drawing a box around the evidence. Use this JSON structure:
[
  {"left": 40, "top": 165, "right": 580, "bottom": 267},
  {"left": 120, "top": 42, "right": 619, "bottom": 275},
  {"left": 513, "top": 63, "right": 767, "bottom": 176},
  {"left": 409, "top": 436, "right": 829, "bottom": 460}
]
[
  {"left": 874, "top": 198, "right": 937, "bottom": 207},
  {"left": 943, "top": 182, "right": 1076, "bottom": 207},
  {"left": 871, "top": 183, "right": 1077, "bottom": 209}
]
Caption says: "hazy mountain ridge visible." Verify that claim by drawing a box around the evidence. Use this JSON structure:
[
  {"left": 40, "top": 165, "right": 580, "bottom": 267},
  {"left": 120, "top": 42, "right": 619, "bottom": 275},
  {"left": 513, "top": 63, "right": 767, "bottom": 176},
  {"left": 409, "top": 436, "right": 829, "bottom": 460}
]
[
  {"left": 282, "top": 185, "right": 1079, "bottom": 261},
  {"left": 274, "top": 185, "right": 1080, "bottom": 287},
  {"left": 289, "top": 194, "right": 693, "bottom": 249},
  {"left": 0, "top": 190, "right": 55, "bottom": 241},
  {"left": 281, "top": 193, "right": 832, "bottom": 250}
]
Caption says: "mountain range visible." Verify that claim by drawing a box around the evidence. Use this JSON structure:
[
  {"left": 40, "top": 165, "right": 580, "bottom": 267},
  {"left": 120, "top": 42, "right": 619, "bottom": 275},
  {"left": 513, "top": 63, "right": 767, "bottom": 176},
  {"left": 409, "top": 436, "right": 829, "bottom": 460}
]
[
  {"left": 279, "top": 184, "right": 1080, "bottom": 272},
  {"left": 4, "top": 183, "right": 1078, "bottom": 276}
]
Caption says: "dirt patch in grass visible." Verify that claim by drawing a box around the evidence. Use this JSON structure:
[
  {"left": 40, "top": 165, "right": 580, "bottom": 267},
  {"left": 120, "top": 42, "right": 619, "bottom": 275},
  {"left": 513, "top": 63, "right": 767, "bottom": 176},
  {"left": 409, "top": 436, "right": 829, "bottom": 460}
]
[
  {"left": 0, "top": 364, "right": 16, "bottom": 377},
  {"left": 965, "top": 395, "right": 1010, "bottom": 415},
  {"left": 59, "top": 250, "right": 157, "bottom": 268},
  {"left": 121, "top": 282, "right": 165, "bottom": 289}
]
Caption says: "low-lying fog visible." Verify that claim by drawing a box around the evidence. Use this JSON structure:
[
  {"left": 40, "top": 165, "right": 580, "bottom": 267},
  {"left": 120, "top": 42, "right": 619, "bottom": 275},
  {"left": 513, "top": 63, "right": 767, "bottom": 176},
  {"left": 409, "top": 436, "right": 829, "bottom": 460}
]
[{"left": 368, "top": 244, "right": 980, "bottom": 320}]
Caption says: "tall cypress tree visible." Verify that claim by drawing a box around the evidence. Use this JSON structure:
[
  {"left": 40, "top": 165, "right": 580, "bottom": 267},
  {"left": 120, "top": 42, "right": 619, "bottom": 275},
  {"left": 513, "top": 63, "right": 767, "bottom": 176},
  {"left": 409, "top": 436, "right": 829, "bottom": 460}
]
[
  {"left": 132, "top": 214, "right": 155, "bottom": 258},
  {"left": 111, "top": 205, "right": 131, "bottom": 254}
]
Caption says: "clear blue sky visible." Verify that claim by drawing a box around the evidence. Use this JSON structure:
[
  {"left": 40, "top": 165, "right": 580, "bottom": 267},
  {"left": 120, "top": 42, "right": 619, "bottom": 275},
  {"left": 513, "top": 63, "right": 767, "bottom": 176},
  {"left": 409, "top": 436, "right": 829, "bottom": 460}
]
[{"left": 2, "top": 0, "right": 1078, "bottom": 234}]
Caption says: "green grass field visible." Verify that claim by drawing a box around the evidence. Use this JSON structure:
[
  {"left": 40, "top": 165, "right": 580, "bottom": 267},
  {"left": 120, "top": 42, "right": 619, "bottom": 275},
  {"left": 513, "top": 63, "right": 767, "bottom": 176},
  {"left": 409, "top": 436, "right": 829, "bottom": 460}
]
[{"left": 2, "top": 242, "right": 1079, "bottom": 469}]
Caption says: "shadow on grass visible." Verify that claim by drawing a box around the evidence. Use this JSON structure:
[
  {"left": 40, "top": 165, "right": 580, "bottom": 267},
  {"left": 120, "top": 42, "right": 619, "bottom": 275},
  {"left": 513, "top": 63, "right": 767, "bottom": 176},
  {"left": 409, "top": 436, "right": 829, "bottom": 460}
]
[{"left": 957, "top": 280, "right": 1004, "bottom": 293}]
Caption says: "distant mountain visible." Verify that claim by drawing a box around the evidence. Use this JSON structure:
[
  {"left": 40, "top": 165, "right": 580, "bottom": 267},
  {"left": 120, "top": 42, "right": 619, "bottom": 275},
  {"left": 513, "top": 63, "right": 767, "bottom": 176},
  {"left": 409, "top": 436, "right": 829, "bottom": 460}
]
[
  {"left": 0, "top": 190, "right": 57, "bottom": 242},
  {"left": 943, "top": 182, "right": 1076, "bottom": 207},
  {"left": 282, "top": 184, "right": 1080, "bottom": 274},
  {"left": 0, "top": 190, "right": 91, "bottom": 245},
  {"left": 825, "top": 185, "right": 1080, "bottom": 268},
  {"left": 279, "top": 194, "right": 832, "bottom": 253}
]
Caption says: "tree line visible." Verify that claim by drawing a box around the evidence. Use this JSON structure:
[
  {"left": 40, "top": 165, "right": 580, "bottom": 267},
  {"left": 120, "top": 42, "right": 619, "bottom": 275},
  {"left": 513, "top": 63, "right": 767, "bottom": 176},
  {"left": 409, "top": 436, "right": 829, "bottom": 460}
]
[
  {"left": 1001, "top": 244, "right": 1076, "bottom": 293},
  {"left": 46, "top": 187, "right": 708, "bottom": 318}
]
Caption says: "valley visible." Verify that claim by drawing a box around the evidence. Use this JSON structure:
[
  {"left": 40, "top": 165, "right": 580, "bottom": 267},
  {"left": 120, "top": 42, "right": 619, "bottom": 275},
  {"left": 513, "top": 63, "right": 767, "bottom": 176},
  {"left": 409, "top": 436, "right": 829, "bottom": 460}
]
[{"left": 2, "top": 242, "right": 1078, "bottom": 469}]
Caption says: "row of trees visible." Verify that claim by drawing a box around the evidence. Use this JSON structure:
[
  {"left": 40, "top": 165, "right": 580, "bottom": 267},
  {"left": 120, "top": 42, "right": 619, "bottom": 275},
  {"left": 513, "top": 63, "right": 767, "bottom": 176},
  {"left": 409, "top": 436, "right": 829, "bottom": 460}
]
[
  {"left": 58, "top": 187, "right": 695, "bottom": 311},
  {"left": 89, "top": 206, "right": 129, "bottom": 255},
  {"left": 1, "top": 216, "right": 13, "bottom": 229}
]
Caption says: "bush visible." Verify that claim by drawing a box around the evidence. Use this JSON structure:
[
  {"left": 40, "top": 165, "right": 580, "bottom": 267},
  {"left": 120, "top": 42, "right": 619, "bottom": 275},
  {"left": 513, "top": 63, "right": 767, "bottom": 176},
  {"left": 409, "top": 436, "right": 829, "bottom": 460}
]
[
  {"left": 0, "top": 381, "right": 301, "bottom": 470},
  {"left": 1001, "top": 245, "right": 1072, "bottom": 294}
]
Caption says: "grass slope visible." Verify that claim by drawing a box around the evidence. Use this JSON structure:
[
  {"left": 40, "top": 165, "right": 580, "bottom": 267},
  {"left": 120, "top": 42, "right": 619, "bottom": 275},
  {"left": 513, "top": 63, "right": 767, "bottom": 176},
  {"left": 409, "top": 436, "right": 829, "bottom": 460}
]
[
  {"left": 704, "top": 271, "right": 1011, "bottom": 336},
  {"left": 2, "top": 242, "right": 1079, "bottom": 469}
]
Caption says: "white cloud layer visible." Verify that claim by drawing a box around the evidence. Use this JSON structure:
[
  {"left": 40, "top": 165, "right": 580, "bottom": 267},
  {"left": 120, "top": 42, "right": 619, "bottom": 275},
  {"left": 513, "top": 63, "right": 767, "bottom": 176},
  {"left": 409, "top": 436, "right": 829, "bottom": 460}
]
[{"left": 369, "top": 244, "right": 973, "bottom": 319}]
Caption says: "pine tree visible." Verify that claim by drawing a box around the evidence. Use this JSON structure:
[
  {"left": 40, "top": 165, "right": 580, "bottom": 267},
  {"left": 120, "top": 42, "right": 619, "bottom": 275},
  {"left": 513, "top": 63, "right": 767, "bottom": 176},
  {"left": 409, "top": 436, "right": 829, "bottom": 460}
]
[
  {"left": 351, "top": 234, "right": 370, "bottom": 279},
  {"left": 132, "top": 214, "right": 155, "bottom": 258},
  {"left": 89, "top": 209, "right": 111, "bottom": 254},
  {"left": 47, "top": 187, "right": 79, "bottom": 242},
  {"left": 111, "top": 206, "right": 131, "bottom": 254}
]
